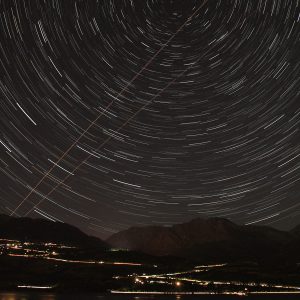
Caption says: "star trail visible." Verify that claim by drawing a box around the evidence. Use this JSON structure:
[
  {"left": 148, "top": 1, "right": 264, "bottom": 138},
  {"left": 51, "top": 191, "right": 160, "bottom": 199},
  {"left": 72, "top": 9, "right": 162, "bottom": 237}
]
[{"left": 0, "top": 0, "right": 300, "bottom": 238}]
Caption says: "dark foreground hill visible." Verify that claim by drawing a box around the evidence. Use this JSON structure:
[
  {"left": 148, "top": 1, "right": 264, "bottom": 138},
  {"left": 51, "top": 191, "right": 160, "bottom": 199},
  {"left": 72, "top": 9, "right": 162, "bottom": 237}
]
[
  {"left": 0, "top": 214, "right": 107, "bottom": 249},
  {"left": 2, "top": 214, "right": 300, "bottom": 264},
  {"left": 107, "top": 217, "right": 299, "bottom": 263}
]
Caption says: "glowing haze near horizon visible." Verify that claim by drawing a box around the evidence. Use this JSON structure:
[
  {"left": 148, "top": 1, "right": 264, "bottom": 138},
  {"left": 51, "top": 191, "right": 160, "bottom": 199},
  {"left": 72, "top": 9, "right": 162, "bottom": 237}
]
[{"left": 0, "top": 0, "right": 300, "bottom": 238}]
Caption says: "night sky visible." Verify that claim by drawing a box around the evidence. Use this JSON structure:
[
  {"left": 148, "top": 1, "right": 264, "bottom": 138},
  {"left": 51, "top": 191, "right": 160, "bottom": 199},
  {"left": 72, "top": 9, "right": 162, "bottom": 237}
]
[{"left": 0, "top": 0, "right": 300, "bottom": 238}]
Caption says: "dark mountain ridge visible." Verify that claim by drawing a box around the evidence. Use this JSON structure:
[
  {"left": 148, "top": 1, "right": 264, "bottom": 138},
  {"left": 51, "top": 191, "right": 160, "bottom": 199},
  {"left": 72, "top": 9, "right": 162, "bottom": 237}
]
[
  {"left": 107, "top": 217, "right": 297, "bottom": 263},
  {"left": 1, "top": 214, "right": 299, "bottom": 264},
  {"left": 0, "top": 214, "right": 107, "bottom": 249}
]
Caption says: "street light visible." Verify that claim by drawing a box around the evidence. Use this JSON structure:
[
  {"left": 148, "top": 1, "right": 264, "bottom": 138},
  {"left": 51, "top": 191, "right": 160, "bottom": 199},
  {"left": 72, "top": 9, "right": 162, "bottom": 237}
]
[{"left": 175, "top": 281, "right": 181, "bottom": 287}]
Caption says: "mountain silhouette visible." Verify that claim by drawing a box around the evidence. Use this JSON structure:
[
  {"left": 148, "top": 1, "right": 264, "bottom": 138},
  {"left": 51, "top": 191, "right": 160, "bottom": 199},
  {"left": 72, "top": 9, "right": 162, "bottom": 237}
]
[
  {"left": 2, "top": 214, "right": 300, "bottom": 264},
  {"left": 107, "top": 217, "right": 294, "bottom": 263},
  {"left": 0, "top": 214, "right": 107, "bottom": 249}
]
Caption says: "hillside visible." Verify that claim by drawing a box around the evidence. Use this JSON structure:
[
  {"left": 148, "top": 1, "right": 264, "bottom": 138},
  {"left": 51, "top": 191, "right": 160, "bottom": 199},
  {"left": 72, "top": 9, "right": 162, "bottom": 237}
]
[
  {"left": 0, "top": 214, "right": 107, "bottom": 249},
  {"left": 107, "top": 217, "right": 293, "bottom": 262}
]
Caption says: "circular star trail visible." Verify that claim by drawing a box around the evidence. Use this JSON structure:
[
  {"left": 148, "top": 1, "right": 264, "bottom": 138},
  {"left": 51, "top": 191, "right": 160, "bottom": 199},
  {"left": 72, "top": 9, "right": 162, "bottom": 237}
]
[{"left": 0, "top": 0, "right": 300, "bottom": 238}]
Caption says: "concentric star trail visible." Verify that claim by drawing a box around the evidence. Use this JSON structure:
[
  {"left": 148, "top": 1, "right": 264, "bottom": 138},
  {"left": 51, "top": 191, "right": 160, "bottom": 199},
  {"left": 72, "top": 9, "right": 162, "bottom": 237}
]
[
  {"left": 10, "top": 0, "right": 208, "bottom": 217},
  {"left": 0, "top": 0, "right": 299, "bottom": 237},
  {"left": 24, "top": 65, "right": 191, "bottom": 217}
]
